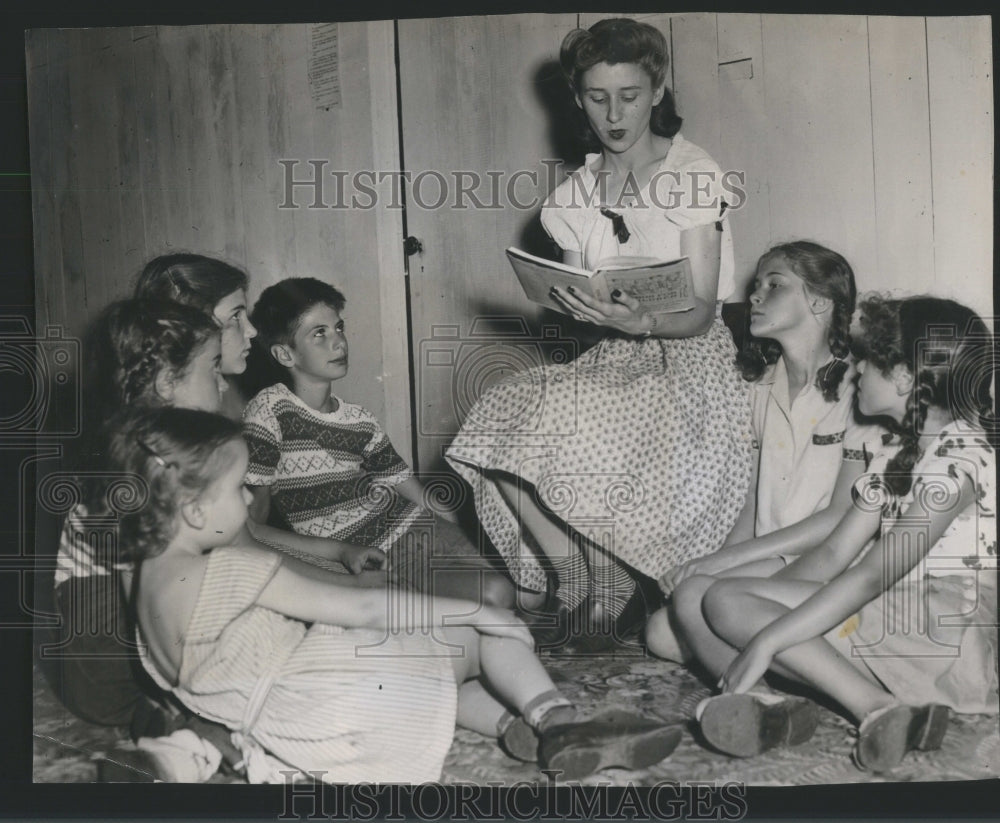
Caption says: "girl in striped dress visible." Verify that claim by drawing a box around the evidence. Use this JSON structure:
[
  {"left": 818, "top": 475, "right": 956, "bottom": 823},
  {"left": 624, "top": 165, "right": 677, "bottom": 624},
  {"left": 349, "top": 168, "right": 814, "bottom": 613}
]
[{"left": 114, "top": 406, "right": 683, "bottom": 783}]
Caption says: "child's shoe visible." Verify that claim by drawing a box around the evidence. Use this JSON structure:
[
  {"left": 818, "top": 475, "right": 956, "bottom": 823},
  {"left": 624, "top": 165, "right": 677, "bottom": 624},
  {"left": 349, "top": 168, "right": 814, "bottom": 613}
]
[
  {"left": 853, "top": 702, "right": 949, "bottom": 773},
  {"left": 97, "top": 729, "right": 223, "bottom": 782},
  {"left": 538, "top": 710, "right": 683, "bottom": 780},
  {"left": 696, "top": 691, "right": 819, "bottom": 757},
  {"left": 499, "top": 716, "right": 540, "bottom": 762},
  {"left": 498, "top": 702, "right": 576, "bottom": 762},
  {"left": 558, "top": 591, "right": 649, "bottom": 655},
  {"left": 128, "top": 696, "right": 177, "bottom": 742},
  {"left": 524, "top": 598, "right": 590, "bottom": 652}
]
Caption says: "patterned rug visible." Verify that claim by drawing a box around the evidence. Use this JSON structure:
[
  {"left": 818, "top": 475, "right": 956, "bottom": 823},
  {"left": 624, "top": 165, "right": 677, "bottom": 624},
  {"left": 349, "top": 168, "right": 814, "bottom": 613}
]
[{"left": 33, "top": 649, "right": 1000, "bottom": 786}]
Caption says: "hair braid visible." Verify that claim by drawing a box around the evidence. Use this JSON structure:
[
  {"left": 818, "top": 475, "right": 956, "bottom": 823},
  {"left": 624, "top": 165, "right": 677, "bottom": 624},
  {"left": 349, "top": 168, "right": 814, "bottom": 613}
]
[
  {"left": 884, "top": 370, "right": 934, "bottom": 496},
  {"left": 817, "top": 292, "right": 853, "bottom": 401},
  {"left": 738, "top": 241, "right": 857, "bottom": 396},
  {"left": 120, "top": 339, "right": 161, "bottom": 406}
]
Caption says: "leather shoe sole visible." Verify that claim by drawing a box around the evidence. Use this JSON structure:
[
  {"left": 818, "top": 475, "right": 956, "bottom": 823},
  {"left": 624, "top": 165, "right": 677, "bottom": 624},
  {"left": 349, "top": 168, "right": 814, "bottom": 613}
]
[{"left": 539, "top": 712, "right": 682, "bottom": 780}]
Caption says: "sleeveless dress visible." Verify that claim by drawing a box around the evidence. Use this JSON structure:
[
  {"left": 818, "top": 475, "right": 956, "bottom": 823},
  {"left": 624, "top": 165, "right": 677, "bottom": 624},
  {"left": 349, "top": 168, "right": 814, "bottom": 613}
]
[
  {"left": 138, "top": 547, "right": 457, "bottom": 783},
  {"left": 446, "top": 135, "right": 754, "bottom": 593}
]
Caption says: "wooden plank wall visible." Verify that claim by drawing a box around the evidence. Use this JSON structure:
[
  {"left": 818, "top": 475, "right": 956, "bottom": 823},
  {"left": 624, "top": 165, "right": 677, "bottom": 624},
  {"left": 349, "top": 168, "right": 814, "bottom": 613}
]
[
  {"left": 397, "top": 13, "right": 580, "bottom": 471},
  {"left": 581, "top": 14, "right": 993, "bottom": 309},
  {"left": 25, "top": 16, "right": 994, "bottom": 471},
  {"left": 26, "top": 22, "right": 410, "bottom": 453}
]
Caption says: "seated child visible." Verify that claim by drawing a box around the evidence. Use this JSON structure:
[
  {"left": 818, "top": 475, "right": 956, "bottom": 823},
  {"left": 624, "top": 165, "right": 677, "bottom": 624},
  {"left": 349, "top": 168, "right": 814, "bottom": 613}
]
[
  {"left": 51, "top": 299, "right": 230, "bottom": 760},
  {"left": 115, "top": 406, "right": 685, "bottom": 782},
  {"left": 53, "top": 297, "right": 383, "bottom": 782},
  {"left": 679, "top": 295, "right": 996, "bottom": 773},
  {"left": 648, "top": 242, "right": 885, "bottom": 660},
  {"left": 243, "top": 277, "right": 515, "bottom": 607}
]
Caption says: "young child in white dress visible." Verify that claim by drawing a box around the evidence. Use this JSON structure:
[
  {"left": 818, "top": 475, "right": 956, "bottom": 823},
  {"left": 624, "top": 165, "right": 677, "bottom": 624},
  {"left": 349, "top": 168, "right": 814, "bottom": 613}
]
[{"left": 113, "top": 406, "right": 685, "bottom": 783}]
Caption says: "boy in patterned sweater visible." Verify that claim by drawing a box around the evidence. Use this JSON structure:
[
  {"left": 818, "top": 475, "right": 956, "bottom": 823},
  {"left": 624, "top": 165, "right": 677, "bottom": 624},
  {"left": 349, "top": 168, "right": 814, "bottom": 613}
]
[{"left": 243, "top": 277, "right": 515, "bottom": 607}]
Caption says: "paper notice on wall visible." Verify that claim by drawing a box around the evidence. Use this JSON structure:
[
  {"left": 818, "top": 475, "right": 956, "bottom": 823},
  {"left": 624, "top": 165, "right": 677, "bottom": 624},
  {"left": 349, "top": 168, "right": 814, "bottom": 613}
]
[{"left": 309, "top": 23, "right": 342, "bottom": 110}]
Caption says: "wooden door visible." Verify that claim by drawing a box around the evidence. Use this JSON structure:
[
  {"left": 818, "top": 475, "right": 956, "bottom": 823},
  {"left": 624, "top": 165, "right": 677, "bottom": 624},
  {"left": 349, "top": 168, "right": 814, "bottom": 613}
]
[{"left": 397, "top": 13, "right": 579, "bottom": 473}]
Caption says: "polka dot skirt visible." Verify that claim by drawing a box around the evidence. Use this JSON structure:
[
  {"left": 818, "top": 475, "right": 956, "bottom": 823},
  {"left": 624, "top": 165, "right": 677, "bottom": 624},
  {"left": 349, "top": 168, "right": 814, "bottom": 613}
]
[{"left": 446, "top": 320, "right": 754, "bottom": 592}]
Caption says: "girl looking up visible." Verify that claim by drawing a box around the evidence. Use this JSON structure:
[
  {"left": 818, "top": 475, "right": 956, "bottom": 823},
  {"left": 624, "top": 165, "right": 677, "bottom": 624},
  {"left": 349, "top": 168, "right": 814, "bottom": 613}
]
[
  {"left": 133, "top": 253, "right": 258, "bottom": 418},
  {"left": 680, "top": 295, "right": 996, "bottom": 773},
  {"left": 649, "top": 242, "right": 885, "bottom": 661}
]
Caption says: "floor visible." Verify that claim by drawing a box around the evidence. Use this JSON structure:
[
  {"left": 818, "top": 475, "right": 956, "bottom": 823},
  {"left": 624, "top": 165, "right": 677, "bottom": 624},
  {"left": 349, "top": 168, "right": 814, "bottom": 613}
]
[{"left": 33, "top": 646, "right": 1000, "bottom": 786}]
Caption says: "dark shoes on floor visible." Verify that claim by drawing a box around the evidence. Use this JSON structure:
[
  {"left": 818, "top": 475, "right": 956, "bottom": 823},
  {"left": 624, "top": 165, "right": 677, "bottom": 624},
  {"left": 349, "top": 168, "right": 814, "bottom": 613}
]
[
  {"left": 538, "top": 711, "right": 683, "bottom": 780},
  {"left": 696, "top": 692, "right": 820, "bottom": 758},
  {"left": 697, "top": 692, "right": 950, "bottom": 773},
  {"left": 854, "top": 703, "right": 949, "bottom": 773},
  {"left": 555, "top": 583, "right": 654, "bottom": 655},
  {"left": 521, "top": 597, "right": 591, "bottom": 652},
  {"left": 499, "top": 716, "right": 541, "bottom": 762}
]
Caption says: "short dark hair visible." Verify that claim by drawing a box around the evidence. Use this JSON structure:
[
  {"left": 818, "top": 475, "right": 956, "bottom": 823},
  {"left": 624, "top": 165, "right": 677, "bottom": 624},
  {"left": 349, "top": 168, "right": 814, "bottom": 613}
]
[
  {"left": 250, "top": 277, "right": 347, "bottom": 353},
  {"left": 560, "top": 18, "right": 682, "bottom": 148},
  {"left": 135, "top": 253, "right": 249, "bottom": 317}
]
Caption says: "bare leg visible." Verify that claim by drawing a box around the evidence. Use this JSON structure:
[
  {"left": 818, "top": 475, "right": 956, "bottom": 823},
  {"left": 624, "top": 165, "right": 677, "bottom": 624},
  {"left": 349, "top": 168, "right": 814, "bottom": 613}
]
[
  {"left": 518, "top": 588, "right": 548, "bottom": 611},
  {"left": 455, "top": 679, "right": 508, "bottom": 737},
  {"left": 389, "top": 518, "right": 517, "bottom": 609},
  {"left": 701, "top": 578, "right": 895, "bottom": 723},
  {"left": 494, "top": 471, "right": 589, "bottom": 611},
  {"left": 662, "top": 559, "right": 784, "bottom": 663},
  {"left": 427, "top": 567, "right": 516, "bottom": 609},
  {"left": 645, "top": 605, "right": 691, "bottom": 662},
  {"left": 443, "top": 625, "right": 564, "bottom": 721},
  {"left": 431, "top": 517, "right": 516, "bottom": 608},
  {"left": 669, "top": 575, "right": 735, "bottom": 670}
]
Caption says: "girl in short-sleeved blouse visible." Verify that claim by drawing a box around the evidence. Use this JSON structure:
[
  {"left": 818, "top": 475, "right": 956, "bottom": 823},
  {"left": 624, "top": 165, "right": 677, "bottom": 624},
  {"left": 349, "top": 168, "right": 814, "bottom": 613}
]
[
  {"left": 447, "top": 19, "right": 753, "bottom": 646},
  {"left": 681, "top": 295, "right": 996, "bottom": 773}
]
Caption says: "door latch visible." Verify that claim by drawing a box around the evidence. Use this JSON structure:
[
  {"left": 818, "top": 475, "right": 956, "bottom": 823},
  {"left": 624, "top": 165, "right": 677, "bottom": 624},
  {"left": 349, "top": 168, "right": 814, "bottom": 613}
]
[{"left": 403, "top": 236, "right": 423, "bottom": 256}]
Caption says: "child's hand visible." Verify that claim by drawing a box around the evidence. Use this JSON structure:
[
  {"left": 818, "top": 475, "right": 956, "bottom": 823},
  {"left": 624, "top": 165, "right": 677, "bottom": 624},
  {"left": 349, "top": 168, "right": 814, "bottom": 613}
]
[
  {"left": 550, "top": 286, "right": 652, "bottom": 336},
  {"left": 341, "top": 545, "right": 386, "bottom": 574},
  {"left": 719, "top": 637, "right": 775, "bottom": 694},
  {"left": 474, "top": 607, "right": 535, "bottom": 650},
  {"left": 660, "top": 554, "right": 734, "bottom": 595},
  {"left": 658, "top": 564, "right": 686, "bottom": 596}
]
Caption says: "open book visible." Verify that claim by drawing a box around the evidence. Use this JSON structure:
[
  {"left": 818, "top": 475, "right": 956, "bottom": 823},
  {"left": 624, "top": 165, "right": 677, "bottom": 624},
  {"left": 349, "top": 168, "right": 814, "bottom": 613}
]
[{"left": 506, "top": 247, "right": 696, "bottom": 315}]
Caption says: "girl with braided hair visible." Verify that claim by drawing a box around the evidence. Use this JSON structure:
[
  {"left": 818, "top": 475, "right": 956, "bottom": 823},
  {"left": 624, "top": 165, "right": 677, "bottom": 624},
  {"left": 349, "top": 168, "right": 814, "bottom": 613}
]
[
  {"left": 677, "top": 295, "right": 996, "bottom": 772},
  {"left": 58, "top": 298, "right": 227, "bottom": 612},
  {"left": 51, "top": 298, "right": 233, "bottom": 779},
  {"left": 53, "top": 297, "right": 383, "bottom": 782},
  {"left": 102, "top": 299, "right": 228, "bottom": 411},
  {"left": 650, "top": 241, "right": 885, "bottom": 661}
]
